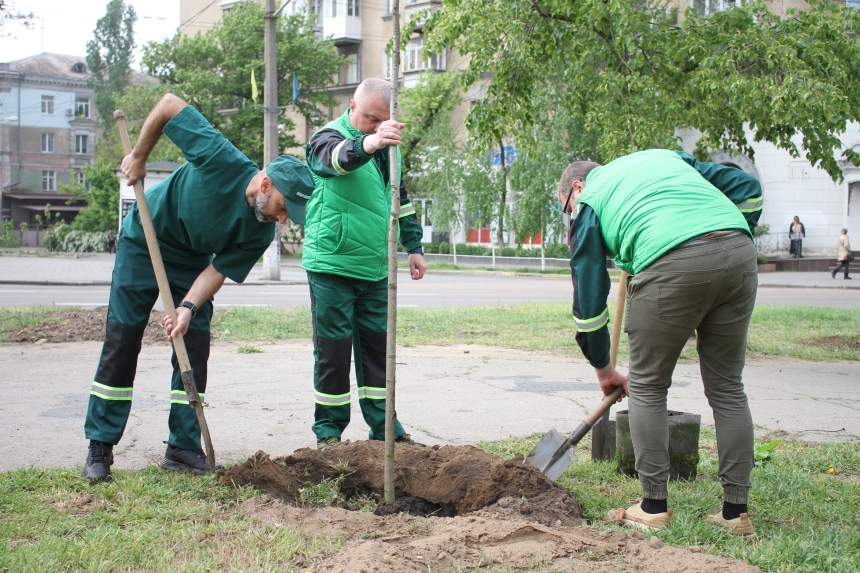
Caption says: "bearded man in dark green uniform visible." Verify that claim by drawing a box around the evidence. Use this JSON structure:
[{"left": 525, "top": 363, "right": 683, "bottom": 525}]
[
  {"left": 558, "top": 150, "right": 762, "bottom": 536},
  {"left": 304, "top": 78, "right": 427, "bottom": 450},
  {"left": 82, "top": 93, "right": 314, "bottom": 482}
]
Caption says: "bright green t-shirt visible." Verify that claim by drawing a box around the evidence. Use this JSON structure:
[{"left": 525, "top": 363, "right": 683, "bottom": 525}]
[
  {"left": 122, "top": 106, "right": 274, "bottom": 283},
  {"left": 577, "top": 149, "right": 751, "bottom": 274}
]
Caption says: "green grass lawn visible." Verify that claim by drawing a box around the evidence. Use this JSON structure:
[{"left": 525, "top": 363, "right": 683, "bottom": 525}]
[
  {"left": 3, "top": 302, "right": 859, "bottom": 361},
  {"left": 480, "top": 429, "right": 860, "bottom": 573},
  {"left": 2, "top": 434, "right": 857, "bottom": 572}
]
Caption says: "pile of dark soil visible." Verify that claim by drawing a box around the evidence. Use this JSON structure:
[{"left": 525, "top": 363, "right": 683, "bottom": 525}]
[
  {"left": 9, "top": 308, "right": 168, "bottom": 345},
  {"left": 220, "top": 441, "right": 582, "bottom": 526}
]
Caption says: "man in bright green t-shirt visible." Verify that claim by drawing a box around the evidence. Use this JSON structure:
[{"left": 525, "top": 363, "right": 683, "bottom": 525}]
[
  {"left": 82, "top": 93, "right": 314, "bottom": 482},
  {"left": 557, "top": 149, "right": 762, "bottom": 536}
]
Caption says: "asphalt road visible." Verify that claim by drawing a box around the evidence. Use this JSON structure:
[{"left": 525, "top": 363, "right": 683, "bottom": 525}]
[{"left": 2, "top": 272, "right": 859, "bottom": 309}]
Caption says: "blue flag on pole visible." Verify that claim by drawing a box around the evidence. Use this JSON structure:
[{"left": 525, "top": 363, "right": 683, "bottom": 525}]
[{"left": 292, "top": 71, "right": 299, "bottom": 105}]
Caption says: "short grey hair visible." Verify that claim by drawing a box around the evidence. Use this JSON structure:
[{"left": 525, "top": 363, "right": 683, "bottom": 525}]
[
  {"left": 557, "top": 161, "right": 601, "bottom": 198},
  {"left": 354, "top": 78, "right": 391, "bottom": 107}
]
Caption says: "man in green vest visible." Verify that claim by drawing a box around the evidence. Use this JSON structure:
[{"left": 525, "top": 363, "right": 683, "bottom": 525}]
[
  {"left": 82, "top": 93, "right": 315, "bottom": 482},
  {"left": 304, "top": 78, "right": 427, "bottom": 450},
  {"left": 558, "top": 150, "right": 763, "bottom": 536}
]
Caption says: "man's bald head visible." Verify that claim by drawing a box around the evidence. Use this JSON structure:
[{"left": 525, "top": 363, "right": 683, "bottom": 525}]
[
  {"left": 354, "top": 78, "right": 391, "bottom": 107},
  {"left": 349, "top": 78, "right": 392, "bottom": 135}
]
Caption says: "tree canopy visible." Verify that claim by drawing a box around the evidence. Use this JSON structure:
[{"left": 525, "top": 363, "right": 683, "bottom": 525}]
[
  {"left": 425, "top": 0, "right": 860, "bottom": 181},
  {"left": 141, "top": 3, "right": 345, "bottom": 167},
  {"left": 86, "top": 0, "right": 137, "bottom": 129}
]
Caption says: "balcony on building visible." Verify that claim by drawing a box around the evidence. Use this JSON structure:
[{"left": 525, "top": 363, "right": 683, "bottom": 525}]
[
  {"left": 323, "top": 0, "right": 361, "bottom": 45},
  {"left": 402, "top": 0, "right": 442, "bottom": 31}
]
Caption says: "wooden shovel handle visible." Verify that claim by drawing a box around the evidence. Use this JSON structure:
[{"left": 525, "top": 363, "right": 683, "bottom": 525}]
[{"left": 610, "top": 270, "right": 629, "bottom": 368}]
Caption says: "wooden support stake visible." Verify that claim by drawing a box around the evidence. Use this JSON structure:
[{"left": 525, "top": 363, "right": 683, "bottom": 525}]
[{"left": 383, "top": 0, "right": 402, "bottom": 505}]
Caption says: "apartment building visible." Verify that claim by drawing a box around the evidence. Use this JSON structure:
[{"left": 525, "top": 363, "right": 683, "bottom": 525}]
[{"left": 0, "top": 53, "right": 95, "bottom": 227}]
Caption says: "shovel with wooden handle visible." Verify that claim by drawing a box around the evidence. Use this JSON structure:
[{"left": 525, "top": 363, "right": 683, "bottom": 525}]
[
  {"left": 525, "top": 270, "right": 629, "bottom": 481},
  {"left": 114, "top": 109, "right": 217, "bottom": 473}
]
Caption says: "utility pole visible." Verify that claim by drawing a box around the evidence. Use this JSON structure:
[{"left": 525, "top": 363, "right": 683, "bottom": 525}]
[{"left": 262, "top": 0, "right": 281, "bottom": 280}]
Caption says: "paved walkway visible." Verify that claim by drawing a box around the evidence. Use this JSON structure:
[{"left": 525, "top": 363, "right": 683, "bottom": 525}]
[
  {"left": 1, "top": 249, "right": 857, "bottom": 289},
  {"left": 1, "top": 341, "right": 857, "bottom": 472}
]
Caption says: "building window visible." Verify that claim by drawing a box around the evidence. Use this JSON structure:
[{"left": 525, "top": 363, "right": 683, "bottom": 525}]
[
  {"left": 75, "top": 171, "right": 91, "bottom": 190},
  {"left": 41, "top": 133, "right": 54, "bottom": 153},
  {"left": 42, "top": 171, "right": 56, "bottom": 191},
  {"left": 75, "top": 134, "right": 89, "bottom": 154},
  {"left": 330, "top": 0, "right": 337, "bottom": 17},
  {"left": 41, "top": 96, "right": 54, "bottom": 115},
  {"left": 347, "top": 0, "right": 359, "bottom": 16},
  {"left": 75, "top": 97, "right": 90, "bottom": 118},
  {"left": 309, "top": 0, "right": 322, "bottom": 26},
  {"left": 71, "top": 62, "right": 87, "bottom": 73},
  {"left": 691, "top": 0, "right": 747, "bottom": 15},
  {"left": 404, "top": 37, "right": 446, "bottom": 72},
  {"left": 339, "top": 53, "right": 359, "bottom": 85}
]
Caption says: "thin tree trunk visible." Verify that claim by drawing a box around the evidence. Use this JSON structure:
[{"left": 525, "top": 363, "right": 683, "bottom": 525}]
[
  {"left": 496, "top": 138, "right": 507, "bottom": 246},
  {"left": 384, "top": 0, "right": 402, "bottom": 505}
]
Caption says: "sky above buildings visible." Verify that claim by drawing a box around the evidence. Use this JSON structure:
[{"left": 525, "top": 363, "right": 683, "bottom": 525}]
[{"left": 1, "top": 0, "right": 180, "bottom": 67}]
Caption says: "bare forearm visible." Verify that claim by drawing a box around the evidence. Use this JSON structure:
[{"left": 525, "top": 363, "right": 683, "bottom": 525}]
[
  {"left": 133, "top": 93, "right": 188, "bottom": 162},
  {"left": 182, "top": 264, "right": 225, "bottom": 308}
]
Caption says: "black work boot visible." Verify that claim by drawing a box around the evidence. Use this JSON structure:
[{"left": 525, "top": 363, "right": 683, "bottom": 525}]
[
  {"left": 162, "top": 444, "right": 221, "bottom": 475},
  {"left": 395, "top": 433, "right": 426, "bottom": 447},
  {"left": 82, "top": 440, "right": 114, "bottom": 482}
]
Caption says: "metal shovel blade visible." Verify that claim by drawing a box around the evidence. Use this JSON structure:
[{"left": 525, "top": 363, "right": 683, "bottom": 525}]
[{"left": 524, "top": 428, "right": 579, "bottom": 481}]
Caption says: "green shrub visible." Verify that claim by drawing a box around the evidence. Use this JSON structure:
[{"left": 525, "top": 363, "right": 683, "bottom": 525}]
[
  {"left": 438, "top": 241, "right": 451, "bottom": 254},
  {"left": 422, "top": 242, "right": 438, "bottom": 254},
  {"left": 0, "top": 221, "right": 21, "bottom": 247},
  {"left": 44, "top": 222, "right": 107, "bottom": 252},
  {"left": 545, "top": 243, "right": 571, "bottom": 259},
  {"left": 757, "top": 253, "right": 768, "bottom": 265}
]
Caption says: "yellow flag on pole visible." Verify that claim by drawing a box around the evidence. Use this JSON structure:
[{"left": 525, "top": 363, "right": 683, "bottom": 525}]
[{"left": 251, "top": 69, "right": 259, "bottom": 103}]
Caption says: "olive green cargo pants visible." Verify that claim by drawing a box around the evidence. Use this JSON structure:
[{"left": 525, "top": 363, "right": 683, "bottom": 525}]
[{"left": 625, "top": 233, "right": 757, "bottom": 504}]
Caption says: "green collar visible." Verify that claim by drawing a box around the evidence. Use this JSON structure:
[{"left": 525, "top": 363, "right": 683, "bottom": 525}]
[{"left": 337, "top": 109, "right": 361, "bottom": 137}]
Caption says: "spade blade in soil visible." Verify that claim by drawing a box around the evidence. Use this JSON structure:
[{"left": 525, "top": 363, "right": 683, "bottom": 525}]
[{"left": 525, "top": 428, "right": 579, "bottom": 481}]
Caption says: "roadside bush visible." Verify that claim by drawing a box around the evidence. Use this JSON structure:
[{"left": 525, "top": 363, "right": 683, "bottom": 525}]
[
  {"left": 500, "top": 247, "right": 516, "bottom": 257},
  {"left": 44, "top": 222, "right": 107, "bottom": 253},
  {"left": 544, "top": 244, "right": 571, "bottom": 259},
  {"left": 438, "top": 242, "right": 451, "bottom": 254},
  {"left": 422, "top": 242, "right": 438, "bottom": 254},
  {"left": 0, "top": 221, "right": 21, "bottom": 247}
]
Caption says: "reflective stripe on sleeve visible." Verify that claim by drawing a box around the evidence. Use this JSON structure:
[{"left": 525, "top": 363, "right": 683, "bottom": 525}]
[
  {"left": 170, "top": 390, "right": 205, "bottom": 406},
  {"left": 315, "top": 391, "right": 351, "bottom": 406},
  {"left": 331, "top": 139, "right": 350, "bottom": 175},
  {"left": 737, "top": 196, "right": 763, "bottom": 213},
  {"left": 574, "top": 308, "right": 609, "bottom": 333},
  {"left": 90, "top": 382, "right": 133, "bottom": 401},
  {"left": 357, "top": 386, "right": 386, "bottom": 400},
  {"left": 398, "top": 202, "right": 415, "bottom": 218}
]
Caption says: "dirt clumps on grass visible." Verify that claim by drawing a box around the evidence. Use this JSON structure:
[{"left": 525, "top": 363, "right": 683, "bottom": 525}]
[
  {"left": 220, "top": 440, "right": 581, "bottom": 526},
  {"left": 8, "top": 307, "right": 168, "bottom": 345},
  {"left": 223, "top": 441, "right": 762, "bottom": 572},
  {"left": 806, "top": 334, "right": 860, "bottom": 352}
]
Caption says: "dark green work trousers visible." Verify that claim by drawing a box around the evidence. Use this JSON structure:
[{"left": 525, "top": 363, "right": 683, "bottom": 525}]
[
  {"left": 625, "top": 233, "right": 757, "bottom": 504},
  {"left": 308, "top": 270, "right": 405, "bottom": 441},
  {"left": 84, "top": 233, "right": 213, "bottom": 451}
]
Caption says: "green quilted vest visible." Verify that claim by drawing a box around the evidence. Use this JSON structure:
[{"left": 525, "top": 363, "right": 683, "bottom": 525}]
[{"left": 302, "top": 111, "right": 402, "bottom": 281}]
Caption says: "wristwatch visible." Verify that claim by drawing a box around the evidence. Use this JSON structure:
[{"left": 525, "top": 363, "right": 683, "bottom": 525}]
[{"left": 179, "top": 300, "right": 198, "bottom": 318}]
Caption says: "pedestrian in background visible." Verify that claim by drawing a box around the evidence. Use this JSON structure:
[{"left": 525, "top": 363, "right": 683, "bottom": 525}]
[
  {"left": 832, "top": 228, "right": 852, "bottom": 279},
  {"left": 106, "top": 228, "right": 116, "bottom": 254},
  {"left": 789, "top": 216, "right": 805, "bottom": 258}
]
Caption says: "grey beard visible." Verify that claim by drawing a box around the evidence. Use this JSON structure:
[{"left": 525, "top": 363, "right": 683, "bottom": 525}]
[{"left": 254, "top": 191, "right": 274, "bottom": 222}]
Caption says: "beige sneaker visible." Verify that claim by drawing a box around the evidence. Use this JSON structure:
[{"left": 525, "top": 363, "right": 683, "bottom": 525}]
[
  {"left": 707, "top": 509, "right": 757, "bottom": 538},
  {"left": 618, "top": 502, "right": 673, "bottom": 531}
]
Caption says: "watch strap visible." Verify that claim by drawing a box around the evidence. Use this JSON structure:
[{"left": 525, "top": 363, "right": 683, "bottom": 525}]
[{"left": 179, "top": 300, "right": 198, "bottom": 318}]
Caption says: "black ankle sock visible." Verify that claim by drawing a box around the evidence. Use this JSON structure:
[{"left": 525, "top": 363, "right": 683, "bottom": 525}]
[
  {"left": 722, "top": 501, "right": 747, "bottom": 520},
  {"left": 640, "top": 497, "right": 667, "bottom": 514}
]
